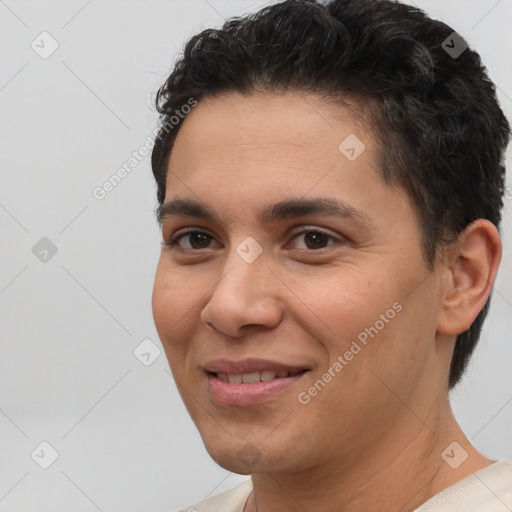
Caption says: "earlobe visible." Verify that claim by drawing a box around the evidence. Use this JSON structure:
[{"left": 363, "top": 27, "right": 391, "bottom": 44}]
[{"left": 437, "top": 219, "right": 502, "bottom": 336}]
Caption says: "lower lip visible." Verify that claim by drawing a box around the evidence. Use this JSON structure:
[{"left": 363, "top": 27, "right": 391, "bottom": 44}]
[{"left": 207, "top": 372, "right": 308, "bottom": 406}]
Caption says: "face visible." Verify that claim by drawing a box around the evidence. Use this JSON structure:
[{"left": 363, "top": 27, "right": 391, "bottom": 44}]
[{"left": 152, "top": 91, "right": 446, "bottom": 475}]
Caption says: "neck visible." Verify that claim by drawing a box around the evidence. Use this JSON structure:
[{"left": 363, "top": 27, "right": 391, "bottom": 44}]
[{"left": 245, "top": 398, "right": 492, "bottom": 512}]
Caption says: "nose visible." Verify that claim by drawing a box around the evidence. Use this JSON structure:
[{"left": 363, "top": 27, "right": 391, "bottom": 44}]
[{"left": 200, "top": 250, "right": 284, "bottom": 338}]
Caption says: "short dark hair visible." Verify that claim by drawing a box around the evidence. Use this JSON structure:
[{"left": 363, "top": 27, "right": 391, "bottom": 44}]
[{"left": 151, "top": 0, "right": 510, "bottom": 388}]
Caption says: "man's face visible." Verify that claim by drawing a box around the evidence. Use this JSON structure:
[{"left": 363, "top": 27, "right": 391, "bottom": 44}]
[{"left": 152, "top": 91, "right": 446, "bottom": 474}]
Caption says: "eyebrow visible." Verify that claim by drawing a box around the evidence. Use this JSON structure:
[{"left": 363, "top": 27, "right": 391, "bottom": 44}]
[{"left": 156, "top": 197, "right": 372, "bottom": 228}]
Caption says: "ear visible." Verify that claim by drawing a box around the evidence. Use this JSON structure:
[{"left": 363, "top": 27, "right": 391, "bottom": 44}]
[{"left": 437, "top": 219, "right": 502, "bottom": 335}]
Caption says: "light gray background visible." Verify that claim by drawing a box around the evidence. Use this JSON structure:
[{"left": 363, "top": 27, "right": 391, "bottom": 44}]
[{"left": 0, "top": 1, "right": 511, "bottom": 511}]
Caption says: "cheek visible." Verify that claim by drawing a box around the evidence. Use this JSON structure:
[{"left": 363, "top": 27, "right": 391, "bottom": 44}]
[
  {"left": 287, "top": 267, "right": 394, "bottom": 349},
  {"left": 322, "top": 273, "right": 440, "bottom": 401},
  {"left": 152, "top": 265, "right": 174, "bottom": 335},
  {"left": 151, "top": 263, "right": 198, "bottom": 355},
  {"left": 291, "top": 261, "right": 435, "bottom": 386}
]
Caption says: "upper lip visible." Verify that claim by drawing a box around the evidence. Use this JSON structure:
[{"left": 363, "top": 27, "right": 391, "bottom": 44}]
[{"left": 203, "top": 358, "right": 310, "bottom": 374}]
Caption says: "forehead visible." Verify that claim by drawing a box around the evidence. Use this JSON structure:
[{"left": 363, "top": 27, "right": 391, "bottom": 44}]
[
  {"left": 162, "top": 90, "right": 423, "bottom": 259},
  {"left": 161, "top": 90, "right": 421, "bottom": 235},
  {"left": 172, "top": 91, "right": 372, "bottom": 152},
  {"left": 166, "top": 91, "right": 381, "bottom": 190}
]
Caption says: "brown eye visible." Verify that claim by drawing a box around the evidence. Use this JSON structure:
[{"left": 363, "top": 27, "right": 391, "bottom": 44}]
[
  {"left": 303, "top": 232, "right": 330, "bottom": 249},
  {"left": 187, "top": 232, "right": 212, "bottom": 249},
  {"left": 289, "top": 229, "right": 340, "bottom": 250},
  {"left": 167, "top": 231, "right": 217, "bottom": 250}
]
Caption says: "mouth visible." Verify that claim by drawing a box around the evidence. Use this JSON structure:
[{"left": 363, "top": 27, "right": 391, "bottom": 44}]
[
  {"left": 211, "top": 369, "right": 307, "bottom": 383},
  {"left": 204, "top": 359, "right": 310, "bottom": 406}
]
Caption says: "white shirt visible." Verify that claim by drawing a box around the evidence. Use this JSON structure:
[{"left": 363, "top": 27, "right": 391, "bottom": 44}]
[{"left": 181, "top": 460, "right": 512, "bottom": 512}]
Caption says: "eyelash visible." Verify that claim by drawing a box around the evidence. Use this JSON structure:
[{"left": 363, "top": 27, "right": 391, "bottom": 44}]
[{"left": 162, "top": 228, "right": 343, "bottom": 251}]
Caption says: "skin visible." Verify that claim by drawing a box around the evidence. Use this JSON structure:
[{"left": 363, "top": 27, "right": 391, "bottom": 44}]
[{"left": 152, "top": 91, "right": 502, "bottom": 512}]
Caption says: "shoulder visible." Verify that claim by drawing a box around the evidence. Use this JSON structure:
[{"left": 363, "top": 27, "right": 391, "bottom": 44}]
[
  {"left": 178, "top": 479, "right": 253, "bottom": 512},
  {"left": 414, "top": 460, "right": 512, "bottom": 512}
]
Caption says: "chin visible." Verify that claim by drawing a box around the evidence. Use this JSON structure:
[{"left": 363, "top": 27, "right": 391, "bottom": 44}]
[
  {"left": 203, "top": 434, "right": 303, "bottom": 476},
  {"left": 203, "top": 442, "right": 258, "bottom": 474}
]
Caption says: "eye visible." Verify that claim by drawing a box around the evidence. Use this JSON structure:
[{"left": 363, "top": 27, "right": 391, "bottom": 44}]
[
  {"left": 163, "top": 230, "right": 219, "bottom": 250},
  {"left": 163, "top": 227, "right": 343, "bottom": 252},
  {"left": 288, "top": 229, "right": 342, "bottom": 250}
]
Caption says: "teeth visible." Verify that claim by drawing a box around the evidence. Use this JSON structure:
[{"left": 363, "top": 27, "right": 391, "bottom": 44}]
[
  {"left": 242, "top": 372, "right": 260, "bottom": 383},
  {"left": 215, "top": 370, "right": 303, "bottom": 383},
  {"left": 260, "top": 370, "right": 277, "bottom": 381}
]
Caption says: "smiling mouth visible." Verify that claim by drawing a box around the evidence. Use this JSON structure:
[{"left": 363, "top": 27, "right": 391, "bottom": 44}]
[
  {"left": 210, "top": 369, "right": 307, "bottom": 384},
  {"left": 206, "top": 369, "right": 310, "bottom": 406}
]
